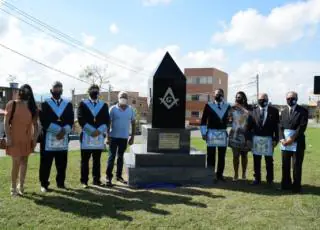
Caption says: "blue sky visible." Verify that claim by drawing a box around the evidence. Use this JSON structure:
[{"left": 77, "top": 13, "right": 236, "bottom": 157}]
[{"left": 0, "top": 0, "right": 320, "bottom": 103}]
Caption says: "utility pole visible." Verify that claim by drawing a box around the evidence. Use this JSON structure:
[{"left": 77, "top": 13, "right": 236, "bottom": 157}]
[
  {"left": 256, "top": 74, "right": 259, "bottom": 102},
  {"left": 108, "top": 84, "right": 111, "bottom": 105}
]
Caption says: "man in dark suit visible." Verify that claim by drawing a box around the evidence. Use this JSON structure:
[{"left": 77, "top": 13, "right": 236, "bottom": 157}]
[
  {"left": 77, "top": 84, "right": 110, "bottom": 188},
  {"left": 200, "top": 89, "right": 231, "bottom": 182},
  {"left": 39, "top": 81, "right": 74, "bottom": 192},
  {"left": 280, "top": 91, "right": 308, "bottom": 193},
  {"left": 251, "top": 93, "right": 279, "bottom": 185}
]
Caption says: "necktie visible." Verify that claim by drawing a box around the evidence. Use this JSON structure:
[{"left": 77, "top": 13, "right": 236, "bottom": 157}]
[
  {"left": 56, "top": 100, "right": 60, "bottom": 106},
  {"left": 93, "top": 102, "right": 97, "bottom": 107},
  {"left": 289, "top": 108, "right": 293, "bottom": 116},
  {"left": 218, "top": 103, "right": 221, "bottom": 110},
  {"left": 260, "top": 108, "right": 265, "bottom": 125}
]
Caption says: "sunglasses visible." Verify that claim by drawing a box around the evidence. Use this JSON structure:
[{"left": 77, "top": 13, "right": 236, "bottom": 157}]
[{"left": 286, "top": 97, "right": 296, "bottom": 100}]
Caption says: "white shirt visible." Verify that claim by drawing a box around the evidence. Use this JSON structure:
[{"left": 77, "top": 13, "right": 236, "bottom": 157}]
[
  {"left": 259, "top": 105, "right": 268, "bottom": 126},
  {"left": 52, "top": 98, "right": 62, "bottom": 105},
  {"left": 288, "top": 104, "right": 297, "bottom": 115}
]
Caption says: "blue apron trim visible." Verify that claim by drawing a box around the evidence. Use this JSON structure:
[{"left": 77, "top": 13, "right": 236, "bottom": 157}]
[
  {"left": 63, "top": 125, "right": 72, "bottom": 134},
  {"left": 200, "top": 126, "right": 207, "bottom": 136},
  {"left": 47, "top": 123, "right": 62, "bottom": 134},
  {"left": 46, "top": 98, "right": 69, "bottom": 118},
  {"left": 208, "top": 102, "right": 229, "bottom": 120},
  {"left": 206, "top": 129, "right": 227, "bottom": 147},
  {"left": 97, "top": 124, "right": 107, "bottom": 133},
  {"left": 83, "top": 123, "right": 96, "bottom": 135},
  {"left": 83, "top": 99, "right": 104, "bottom": 118},
  {"left": 45, "top": 132, "right": 68, "bottom": 151},
  {"left": 81, "top": 131, "right": 105, "bottom": 150},
  {"left": 253, "top": 136, "right": 273, "bottom": 156}
]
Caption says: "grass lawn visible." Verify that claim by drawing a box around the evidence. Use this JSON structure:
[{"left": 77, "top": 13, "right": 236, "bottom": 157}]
[{"left": 0, "top": 129, "right": 319, "bottom": 229}]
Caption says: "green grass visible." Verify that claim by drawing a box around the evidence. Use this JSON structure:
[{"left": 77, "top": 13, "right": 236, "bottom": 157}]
[{"left": 0, "top": 129, "right": 320, "bottom": 229}]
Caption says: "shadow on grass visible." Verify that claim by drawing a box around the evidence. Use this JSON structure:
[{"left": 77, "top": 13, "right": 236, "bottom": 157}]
[
  {"left": 23, "top": 185, "right": 224, "bottom": 221},
  {"left": 197, "top": 177, "right": 320, "bottom": 196}
]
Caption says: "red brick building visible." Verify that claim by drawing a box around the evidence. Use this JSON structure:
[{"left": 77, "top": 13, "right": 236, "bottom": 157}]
[{"left": 184, "top": 68, "right": 228, "bottom": 125}]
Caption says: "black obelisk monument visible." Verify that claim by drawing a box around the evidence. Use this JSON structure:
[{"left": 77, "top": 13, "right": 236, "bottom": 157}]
[
  {"left": 124, "top": 52, "right": 213, "bottom": 187},
  {"left": 150, "top": 52, "right": 186, "bottom": 129}
]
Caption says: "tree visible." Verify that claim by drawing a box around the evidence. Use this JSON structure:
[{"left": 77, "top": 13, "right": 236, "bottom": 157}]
[{"left": 79, "top": 64, "right": 111, "bottom": 89}]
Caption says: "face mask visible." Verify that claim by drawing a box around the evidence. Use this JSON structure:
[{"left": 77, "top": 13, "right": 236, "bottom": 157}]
[
  {"left": 51, "top": 90, "right": 62, "bottom": 99},
  {"left": 215, "top": 94, "right": 223, "bottom": 102},
  {"left": 89, "top": 91, "right": 99, "bottom": 100},
  {"left": 119, "top": 98, "right": 128, "bottom": 105},
  {"left": 258, "top": 99, "right": 268, "bottom": 108},
  {"left": 287, "top": 98, "right": 297, "bottom": 107},
  {"left": 19, "top": 91, "right": 30, "bottom": 101},
  {"left": 236, "top": 97, "right": 243, "bottom": 104}
]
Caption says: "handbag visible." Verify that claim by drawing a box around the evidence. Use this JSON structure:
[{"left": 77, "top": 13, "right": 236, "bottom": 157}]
[{"left": 0, "top": 101, "right": 17, "bottom": 149}]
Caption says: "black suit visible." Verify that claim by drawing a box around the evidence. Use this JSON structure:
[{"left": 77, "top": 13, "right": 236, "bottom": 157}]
[
  {"left": 200, "top": 102, "right": 231, "bottom": 179},
  {"left": 251, "top": 105, "right": 279, "bottom": 183},
  {"left": 77, "top": 100, "right": 110, "bottom": 185},
  {"left": 280, "top": 105, "right": 308, "bottom": 192},
  {"left": 39, "top": 98, "right": 74, "bottom": 188}
]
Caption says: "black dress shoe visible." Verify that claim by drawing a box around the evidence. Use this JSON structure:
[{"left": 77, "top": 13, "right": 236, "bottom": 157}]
[
  {"left": 57, "top": 185, "right": 68, "bottom": 190},
  {"left": 292, "top": 188, "right": 302, "bottom": 194},
  {"left": 105, "top": 180, "right": 113, "bottom": 187},
  {"left": 251, "top": 180, "right": 261, "bottom": 186},
  {"left": 93, "top": 181, "right": 103, "bottom": 186},
  {"left": 116, "top": 177, "right": 127, "bottom": 184},
  {"left": 217, "top": 176, "right": 226, "bottom": 182}
]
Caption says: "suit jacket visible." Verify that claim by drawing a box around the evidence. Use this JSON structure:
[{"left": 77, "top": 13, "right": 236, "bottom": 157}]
[
  {"left": 251, "top": 105, "right": 280, "bottom": 142},
  {"left": 77, "top": 99, "right": 110, "bottom": 142},
  {"left": 39, "top": 98, "right": 74, "bottom": 146},
  {"left": 279, "top": 104, "right": 308, "bottom": 150}
]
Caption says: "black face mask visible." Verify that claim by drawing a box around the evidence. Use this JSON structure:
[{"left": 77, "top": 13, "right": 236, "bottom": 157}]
[
  {"left": 287, "top": 97, "right": 297, "bottom": 107},
  {"left": 236, "top": 97, "right": 244, "bottom": 104},
  {"left": 51, "top": 90, "right": 62, "bottom": 99},
  {"left": 19, "top": 91, "right": 30, "bottom": 101},
  {"left": 89, "top": 91, "right": 99, "bottom": 100},
  {"left": 215, "top": 94, "right": 223, "bottom": 102},
  {"left": 258, "top": 99, "right": 268, "bottom": 108}
]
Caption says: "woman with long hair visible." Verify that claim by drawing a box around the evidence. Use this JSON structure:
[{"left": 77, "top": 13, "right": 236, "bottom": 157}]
[
  {"left": 4, "top": 84, "right": 39, "bottom": 196},
  {"left": 228, "top": 91, "right": 253, "bottom": 181}
]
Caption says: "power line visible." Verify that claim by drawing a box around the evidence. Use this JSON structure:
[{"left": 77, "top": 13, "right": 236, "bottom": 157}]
[
  {"left": 0, "top": 0, "right": 150, "bottom": 75},
  {"left": 0, "top": 41, "right": 108, "bottom": 90}
]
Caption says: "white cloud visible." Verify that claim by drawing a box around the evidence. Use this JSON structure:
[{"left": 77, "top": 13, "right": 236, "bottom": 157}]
[
  {"left": 0, "top": 16, "right": 226, "bottom": 99},
  {"left": 109, "top": 23, "right": 119, "bottom": 34},
  {"left": 213, "top": 0, "right": 320, "bottom": 50},
  {"left": 81, "top": 33, "right": 96, "bottom": 47},
  {"left": 0, "top": 15, "right": 317, "bottom": 105},
  {"left": 228, "top": 60, "right": 319, "bottom": 104},
  {"left": 142, "top": 0, "right": 172, "bottom": 6}
]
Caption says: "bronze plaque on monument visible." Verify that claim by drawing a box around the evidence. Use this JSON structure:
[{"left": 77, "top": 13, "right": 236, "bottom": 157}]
[{"left": 158, "top": 133, "right": 180, "bottom": 149}]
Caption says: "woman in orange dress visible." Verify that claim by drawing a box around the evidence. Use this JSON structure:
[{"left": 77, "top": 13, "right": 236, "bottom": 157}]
[{"left": 4, "top": 84, "right": 38, "bottom": 196}]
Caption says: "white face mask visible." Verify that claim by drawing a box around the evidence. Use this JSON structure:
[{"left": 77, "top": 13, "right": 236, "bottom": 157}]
[{"left": 119, "top": 98, "right": 128, "bottom": 105}]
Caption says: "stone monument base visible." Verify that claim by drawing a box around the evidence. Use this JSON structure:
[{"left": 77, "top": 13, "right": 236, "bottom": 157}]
[{"left": 123, "top": 144, "right": 214, "bottom": 188}]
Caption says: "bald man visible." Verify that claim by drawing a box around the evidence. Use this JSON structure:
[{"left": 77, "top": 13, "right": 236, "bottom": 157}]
[
  {"left": 250, "top": 93, "right": 279, "bottom": 185},
  {"left": 279, "top": 91, "right": 308, "bottom": 193}
]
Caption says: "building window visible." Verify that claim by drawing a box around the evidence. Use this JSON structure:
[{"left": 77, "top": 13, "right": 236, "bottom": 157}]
[
  {"left": 191, "top": 111, "right": 200, "bottom": 118},
  {"left": 132, "top": 100, "right": 136, "bottom": 104},
  {"left": 207, "top": 77, "right": 213, "bottom": 84},
  {"left": 191, "top": 95, "right": 200, "bottom": 101},
  {"left": 187, "top": 77, "right": 192, "bottom": 84},
  {"left": 191, "top": 77, "right": 200, "bottom": 84},
  {"left": 219, "top": 78, "right": 222, "bottom": 84},
  {"left": 200, "top": 76, "right": 207, "bottom": 84},
  {"left": 186, "top": 110, "right": 191, "bottom": 117}
]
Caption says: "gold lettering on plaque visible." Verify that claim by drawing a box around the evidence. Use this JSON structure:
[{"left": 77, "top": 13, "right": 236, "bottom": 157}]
[{"left": 158, "top": 133, "right": 180, "bottom": 149}]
